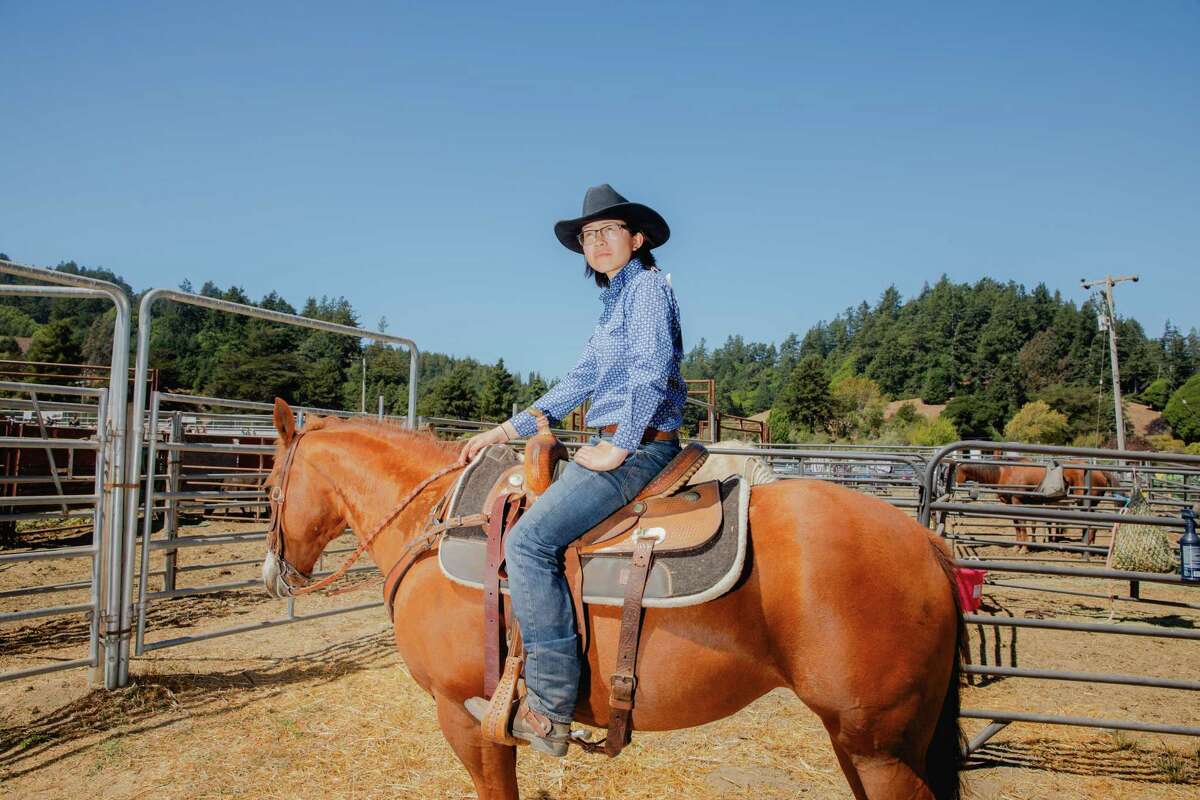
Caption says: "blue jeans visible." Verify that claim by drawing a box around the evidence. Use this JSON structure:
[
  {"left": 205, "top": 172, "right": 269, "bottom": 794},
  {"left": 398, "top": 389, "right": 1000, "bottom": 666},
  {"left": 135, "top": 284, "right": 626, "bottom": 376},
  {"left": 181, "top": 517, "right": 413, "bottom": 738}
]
[{"left": 504, "top": 435, "right": 681, "bottom": 723}]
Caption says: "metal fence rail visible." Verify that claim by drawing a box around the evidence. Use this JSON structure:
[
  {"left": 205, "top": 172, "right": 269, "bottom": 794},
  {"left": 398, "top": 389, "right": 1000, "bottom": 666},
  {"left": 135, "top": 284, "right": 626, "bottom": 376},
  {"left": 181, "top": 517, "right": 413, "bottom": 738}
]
[{"left": 0, "top": 381, "right": 109, "bottom": 683}]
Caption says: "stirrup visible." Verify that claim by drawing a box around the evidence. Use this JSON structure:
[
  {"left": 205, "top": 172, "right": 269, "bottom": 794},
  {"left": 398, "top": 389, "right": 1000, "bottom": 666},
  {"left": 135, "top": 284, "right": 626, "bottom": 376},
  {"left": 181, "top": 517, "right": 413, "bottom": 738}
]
[{"left": 480, "top": 653, "right": 524, "bottom": 746}]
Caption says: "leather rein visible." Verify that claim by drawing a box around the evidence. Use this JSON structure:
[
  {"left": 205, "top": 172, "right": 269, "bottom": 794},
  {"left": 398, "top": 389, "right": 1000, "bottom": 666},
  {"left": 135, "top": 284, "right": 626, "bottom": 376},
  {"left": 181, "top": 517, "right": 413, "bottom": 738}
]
[{"left": 265, "top": 428, "right": 470, "bottom": 597}]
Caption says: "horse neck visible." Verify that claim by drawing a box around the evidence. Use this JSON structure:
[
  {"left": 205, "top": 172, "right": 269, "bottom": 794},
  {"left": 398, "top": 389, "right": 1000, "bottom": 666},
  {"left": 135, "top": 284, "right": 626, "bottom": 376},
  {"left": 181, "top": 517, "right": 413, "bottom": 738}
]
[
  {"left": 306, "top": 426, "right": 462, "bottom": 572},
  {"left": 956, "top": 462, "right": 999, "bottom": 484}
]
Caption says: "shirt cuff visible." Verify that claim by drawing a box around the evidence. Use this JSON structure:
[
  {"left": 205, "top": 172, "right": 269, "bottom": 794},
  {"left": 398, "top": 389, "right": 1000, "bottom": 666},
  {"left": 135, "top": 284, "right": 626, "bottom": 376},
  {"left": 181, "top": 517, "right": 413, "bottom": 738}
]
[{"left": 507, "top": 410, "right": 540, "bottom": 439}]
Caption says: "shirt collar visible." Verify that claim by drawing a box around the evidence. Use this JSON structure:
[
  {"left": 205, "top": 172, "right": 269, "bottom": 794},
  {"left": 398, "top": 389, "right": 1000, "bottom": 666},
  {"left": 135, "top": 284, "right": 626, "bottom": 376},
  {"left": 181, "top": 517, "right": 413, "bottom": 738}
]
[{"left": 600, "top": 257, "right": 643, "bottom": 303}]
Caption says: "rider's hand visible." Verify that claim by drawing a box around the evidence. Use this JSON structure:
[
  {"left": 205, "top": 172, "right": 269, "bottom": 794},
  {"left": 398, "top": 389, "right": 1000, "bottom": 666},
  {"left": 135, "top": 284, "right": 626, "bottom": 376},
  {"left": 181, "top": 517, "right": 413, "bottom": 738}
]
[
  {"left": 458, "top": 423, "right": 514, "bottom": 465},
  {"left": 574, "top": 440, "right": 630, "bottom": 472}
]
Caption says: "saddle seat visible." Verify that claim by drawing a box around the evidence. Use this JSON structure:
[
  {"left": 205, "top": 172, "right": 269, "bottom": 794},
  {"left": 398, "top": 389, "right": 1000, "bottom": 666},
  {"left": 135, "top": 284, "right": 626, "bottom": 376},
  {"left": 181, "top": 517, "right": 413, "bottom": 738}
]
[{"left": 480, "top": 440, "right": 715, "bottom": 556}]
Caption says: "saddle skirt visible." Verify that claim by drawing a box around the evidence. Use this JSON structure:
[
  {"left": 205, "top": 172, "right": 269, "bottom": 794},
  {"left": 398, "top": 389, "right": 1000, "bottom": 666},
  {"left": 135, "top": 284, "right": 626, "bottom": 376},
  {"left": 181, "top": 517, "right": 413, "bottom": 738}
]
[{"left": 437, "top": 444, "right": 750, "bottom": 607}]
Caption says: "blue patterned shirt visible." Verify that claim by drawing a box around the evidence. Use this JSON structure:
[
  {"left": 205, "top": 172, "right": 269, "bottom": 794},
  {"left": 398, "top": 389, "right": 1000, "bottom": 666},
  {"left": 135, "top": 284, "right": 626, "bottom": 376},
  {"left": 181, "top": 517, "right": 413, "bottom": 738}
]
[{"left": 508, "top": 258, "right": 686, "bottom": 451}]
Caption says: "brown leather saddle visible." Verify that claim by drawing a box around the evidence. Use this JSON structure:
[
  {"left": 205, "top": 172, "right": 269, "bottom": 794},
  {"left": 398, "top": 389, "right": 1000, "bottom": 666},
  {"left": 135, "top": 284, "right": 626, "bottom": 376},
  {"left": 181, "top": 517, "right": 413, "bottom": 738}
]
[{"left": 384, "top": 413, "right": 727, "bottom": 757}]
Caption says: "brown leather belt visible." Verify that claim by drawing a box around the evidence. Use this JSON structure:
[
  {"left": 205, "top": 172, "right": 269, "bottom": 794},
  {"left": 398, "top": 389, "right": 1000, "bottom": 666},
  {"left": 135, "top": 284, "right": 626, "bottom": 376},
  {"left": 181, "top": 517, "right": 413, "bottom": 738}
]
[{"left": 599, "top": 424, "right": 678, "bottom": 444}]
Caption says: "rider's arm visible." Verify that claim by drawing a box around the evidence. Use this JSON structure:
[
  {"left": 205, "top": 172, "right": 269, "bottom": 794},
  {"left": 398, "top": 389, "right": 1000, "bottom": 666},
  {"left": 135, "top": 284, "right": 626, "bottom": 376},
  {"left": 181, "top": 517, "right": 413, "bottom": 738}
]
[{"left": 506, "top": 333, "right": 598, "bottom": 439}]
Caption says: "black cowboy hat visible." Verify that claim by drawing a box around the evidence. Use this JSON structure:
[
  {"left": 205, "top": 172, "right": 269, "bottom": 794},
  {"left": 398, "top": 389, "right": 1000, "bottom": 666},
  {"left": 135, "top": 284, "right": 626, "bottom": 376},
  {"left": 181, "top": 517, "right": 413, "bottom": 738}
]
[{"left": 554, "top": 183, "right": 670, "bottom": 254}]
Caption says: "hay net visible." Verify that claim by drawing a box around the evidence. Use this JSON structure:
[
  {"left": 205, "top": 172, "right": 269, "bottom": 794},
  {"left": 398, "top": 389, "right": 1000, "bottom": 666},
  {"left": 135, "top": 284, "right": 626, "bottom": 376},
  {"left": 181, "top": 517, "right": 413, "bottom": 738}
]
[{"left": 1106, "top": 490, "right": 1179, "bottom": 575}]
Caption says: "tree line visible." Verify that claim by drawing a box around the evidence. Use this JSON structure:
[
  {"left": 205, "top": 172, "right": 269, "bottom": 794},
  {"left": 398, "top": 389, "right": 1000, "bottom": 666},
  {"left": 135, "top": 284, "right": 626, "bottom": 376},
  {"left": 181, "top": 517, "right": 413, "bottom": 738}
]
[
  {"left": 682, "top": 276, "right": 1199, "bottom": 446},
  {"left": 2, "top": 258, "right": 1197, "bottom": 445},
  {"left": 0, "top": 258, "right": 548, "bottom": 420}
]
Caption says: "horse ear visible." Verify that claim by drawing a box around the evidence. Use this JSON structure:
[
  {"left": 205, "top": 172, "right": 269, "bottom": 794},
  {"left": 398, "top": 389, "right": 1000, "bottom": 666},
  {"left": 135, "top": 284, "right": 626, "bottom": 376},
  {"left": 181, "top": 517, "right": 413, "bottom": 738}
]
[{"left": 273, "top": 398, "right": 296, "bottom": 444}]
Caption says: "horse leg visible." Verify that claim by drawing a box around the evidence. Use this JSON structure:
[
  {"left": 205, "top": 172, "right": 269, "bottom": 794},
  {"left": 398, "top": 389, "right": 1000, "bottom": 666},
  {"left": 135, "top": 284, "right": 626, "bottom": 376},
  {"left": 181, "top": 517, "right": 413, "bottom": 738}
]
[
  {"left": 818, "top": 703, "right": 942, "bottom": 800},
  {"left": 434, "top": 691, "right": 519, "bottom": 800},
  {"left": 828, "top": 736, "right": 869, "bottom": 799},
  {"left": 1006, "top": 496, "right": 1029, "bottom": 553},
  {"left": 849, "top": 754, "right": 936, "bottom": 800}
]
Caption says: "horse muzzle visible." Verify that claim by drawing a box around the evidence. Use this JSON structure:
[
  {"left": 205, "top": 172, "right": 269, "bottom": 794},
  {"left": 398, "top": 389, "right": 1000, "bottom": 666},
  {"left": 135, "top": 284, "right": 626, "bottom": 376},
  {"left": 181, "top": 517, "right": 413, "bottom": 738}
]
[{"left": 262, "top": 551, "right": 308, "bottom": 598}]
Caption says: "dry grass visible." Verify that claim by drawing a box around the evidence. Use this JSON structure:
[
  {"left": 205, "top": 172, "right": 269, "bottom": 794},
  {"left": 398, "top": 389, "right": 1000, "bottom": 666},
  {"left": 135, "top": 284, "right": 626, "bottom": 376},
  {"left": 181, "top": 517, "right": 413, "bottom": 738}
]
[
  {"left": 3, "top": 521, "right": 1200, "bottom": 798},
  {"left": 3, "top": 611, "right": 1199, "bottom": 799}
]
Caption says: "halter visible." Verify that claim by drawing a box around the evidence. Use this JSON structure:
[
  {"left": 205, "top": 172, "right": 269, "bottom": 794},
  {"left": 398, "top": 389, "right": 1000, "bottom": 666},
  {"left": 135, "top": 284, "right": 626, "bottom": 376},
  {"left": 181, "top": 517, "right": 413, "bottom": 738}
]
[{"left": 264, "top": 427, "right": 468, "bottom": 597}]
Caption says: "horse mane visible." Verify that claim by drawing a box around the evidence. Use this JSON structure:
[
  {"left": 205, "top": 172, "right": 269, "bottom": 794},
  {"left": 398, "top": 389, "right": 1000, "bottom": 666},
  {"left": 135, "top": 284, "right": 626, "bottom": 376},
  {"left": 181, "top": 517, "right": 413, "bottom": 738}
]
[
  {"left": 270, "top": 415, "right": 465, "bottom": 478},
  {"left": 311, "top": 415, "right": 463, "bottom": 454}
]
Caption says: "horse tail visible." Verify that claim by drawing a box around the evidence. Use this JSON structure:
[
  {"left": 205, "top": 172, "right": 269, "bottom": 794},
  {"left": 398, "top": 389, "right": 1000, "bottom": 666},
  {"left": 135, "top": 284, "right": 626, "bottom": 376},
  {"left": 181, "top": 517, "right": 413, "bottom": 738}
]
[{"left": 925, "top": 538, "right": 966, "bottom": 800}]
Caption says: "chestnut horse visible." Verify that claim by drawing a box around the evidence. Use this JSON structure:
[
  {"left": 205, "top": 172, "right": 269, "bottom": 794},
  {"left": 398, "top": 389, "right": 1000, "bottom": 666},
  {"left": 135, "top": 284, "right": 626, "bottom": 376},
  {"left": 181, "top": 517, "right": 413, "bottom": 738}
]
[
  {"left": 261, "top": 400, "right": 965, "bottom": 799},
  {"left": 952, "top": 460, "right": 1115, "bottom": 545}
]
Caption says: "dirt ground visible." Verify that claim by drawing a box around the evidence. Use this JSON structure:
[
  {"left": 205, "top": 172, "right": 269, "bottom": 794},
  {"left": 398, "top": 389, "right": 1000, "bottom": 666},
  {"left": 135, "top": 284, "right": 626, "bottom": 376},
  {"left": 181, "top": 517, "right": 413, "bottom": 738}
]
[{"left": 2, "top": 516, "right": 1199, "bottom": 799}]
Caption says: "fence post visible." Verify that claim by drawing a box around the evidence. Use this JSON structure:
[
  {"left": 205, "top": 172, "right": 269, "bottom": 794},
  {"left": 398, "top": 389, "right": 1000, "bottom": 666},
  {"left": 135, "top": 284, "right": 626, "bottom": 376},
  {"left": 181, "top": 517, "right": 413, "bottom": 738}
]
[{"left": 164, "top": 411, "right": 182, "bottom": 593}]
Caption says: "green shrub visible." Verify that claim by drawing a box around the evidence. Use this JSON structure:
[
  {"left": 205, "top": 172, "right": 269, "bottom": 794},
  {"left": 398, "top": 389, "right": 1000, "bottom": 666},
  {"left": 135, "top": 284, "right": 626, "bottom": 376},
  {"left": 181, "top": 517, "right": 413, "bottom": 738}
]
[
  {"left": 944, "top": 395, "right": 1008, "bottom": 440},
  {"left": 891, "top": 402, "right": 920, "bottom": 427},
  {"left": 1003, "top": 400, "right": 1071, "bottom": 444},
  {"left": 1137, "top": 377, "right": 1171, "bottom": 411},
  {"left": 1147, "top": 434, "right": 1187, "bottom": 453},
  {"left": 907, "top": 416, "right": 959, "bottom": 446},
  {"left": 1164, "top": 375, "right": 1200, "bottom": 444}
]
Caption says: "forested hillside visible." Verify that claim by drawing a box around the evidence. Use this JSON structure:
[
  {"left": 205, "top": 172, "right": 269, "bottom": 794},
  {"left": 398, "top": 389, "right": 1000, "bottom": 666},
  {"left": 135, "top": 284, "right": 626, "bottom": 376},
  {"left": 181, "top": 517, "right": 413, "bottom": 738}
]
[
  {"left": 682, "top": 277, "right": 1198, "bottom": 446},
  {"left": 2, "top": 259, "right": 1197, "bottom": 445}
]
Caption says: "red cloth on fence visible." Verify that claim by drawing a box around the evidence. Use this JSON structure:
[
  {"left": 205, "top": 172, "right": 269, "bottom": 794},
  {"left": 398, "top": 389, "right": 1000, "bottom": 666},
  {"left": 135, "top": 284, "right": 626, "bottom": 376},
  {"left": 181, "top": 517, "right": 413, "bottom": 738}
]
[{"left": 953, "top": 567, "right": 986, "bottom": 613}]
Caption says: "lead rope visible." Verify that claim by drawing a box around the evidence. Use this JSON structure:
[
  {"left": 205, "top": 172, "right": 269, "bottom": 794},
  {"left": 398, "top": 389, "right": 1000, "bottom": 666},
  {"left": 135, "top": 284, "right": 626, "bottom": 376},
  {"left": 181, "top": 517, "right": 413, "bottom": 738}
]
[{"left": 288, "top": 460, "right": 467, "bottom": 596}]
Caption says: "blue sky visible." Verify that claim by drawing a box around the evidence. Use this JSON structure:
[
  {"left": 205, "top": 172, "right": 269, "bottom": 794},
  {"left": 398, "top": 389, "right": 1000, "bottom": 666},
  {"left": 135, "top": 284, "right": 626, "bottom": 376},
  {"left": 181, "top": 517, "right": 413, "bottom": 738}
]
[{"left": 2, "top": 2, "right": 1197, "bottom": 381}]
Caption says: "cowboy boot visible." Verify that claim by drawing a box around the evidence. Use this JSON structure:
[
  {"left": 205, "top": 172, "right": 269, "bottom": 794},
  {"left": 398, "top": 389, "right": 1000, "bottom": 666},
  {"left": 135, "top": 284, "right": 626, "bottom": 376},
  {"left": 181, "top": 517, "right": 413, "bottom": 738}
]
[{"left": 464, "top": 696, "right": 571, "bottom": 757}]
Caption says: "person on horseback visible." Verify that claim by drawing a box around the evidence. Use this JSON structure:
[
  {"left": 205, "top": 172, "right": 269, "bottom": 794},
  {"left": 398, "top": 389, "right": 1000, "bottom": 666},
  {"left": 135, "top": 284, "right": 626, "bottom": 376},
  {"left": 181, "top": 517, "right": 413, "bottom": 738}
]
[{"left": 457, "top": 183, "right": 687, "bottom": 755}]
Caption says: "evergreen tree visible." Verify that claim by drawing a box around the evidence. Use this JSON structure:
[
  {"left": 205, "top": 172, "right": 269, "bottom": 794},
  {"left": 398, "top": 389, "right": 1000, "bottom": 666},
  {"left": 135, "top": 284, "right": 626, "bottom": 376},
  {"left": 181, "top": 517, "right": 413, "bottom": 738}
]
[
  {"left": 521, "top": 373, "right": 549, "bottom": 407},
  {"left": 1161, "top": 321, "right": 1193, "bottom": 389},
  {"left": 0, "top": 306, "right": 37, "bottom": 337},
  {"left": 776, "top": 355, "right": 834, "bottom": 434},
  {"left": 477, "top": 359, "right": 517, "bottom": 420},
  {"left": 27, "top": 319, "right": 82, "bottom": 366},
  {"left": 419, "top": 364, "right": 479, "bottom": 419}
]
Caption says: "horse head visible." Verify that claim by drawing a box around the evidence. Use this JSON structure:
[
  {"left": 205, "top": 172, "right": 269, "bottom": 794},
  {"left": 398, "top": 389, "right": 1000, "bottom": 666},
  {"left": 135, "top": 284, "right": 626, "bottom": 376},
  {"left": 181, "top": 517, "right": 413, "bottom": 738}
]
[{"left": 261, "top": 397, "right": 349, "bottom": 598}]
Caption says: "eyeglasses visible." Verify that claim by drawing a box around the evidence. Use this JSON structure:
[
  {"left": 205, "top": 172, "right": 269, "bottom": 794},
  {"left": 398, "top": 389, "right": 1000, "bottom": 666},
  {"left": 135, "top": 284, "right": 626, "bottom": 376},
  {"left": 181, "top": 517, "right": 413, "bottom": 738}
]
[{"left": 577, "top": 223, "right": 629, "bottom": 247}]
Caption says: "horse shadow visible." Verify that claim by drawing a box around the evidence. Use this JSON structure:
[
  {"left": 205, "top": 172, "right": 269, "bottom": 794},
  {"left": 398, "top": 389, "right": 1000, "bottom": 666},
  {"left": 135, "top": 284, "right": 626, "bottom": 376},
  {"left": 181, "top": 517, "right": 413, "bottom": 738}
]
[
  {"left": 0, "top": 631, "right": 397, "bottom": 780},
  {"left": 966, "top": 595, "right": 1019, "bottom": 687},
  {"left": 0, "top": 589, "right": 279, "bottom": 657},
  {"left": 967, "top": 735, "right": 1199, "bottom": 785}
]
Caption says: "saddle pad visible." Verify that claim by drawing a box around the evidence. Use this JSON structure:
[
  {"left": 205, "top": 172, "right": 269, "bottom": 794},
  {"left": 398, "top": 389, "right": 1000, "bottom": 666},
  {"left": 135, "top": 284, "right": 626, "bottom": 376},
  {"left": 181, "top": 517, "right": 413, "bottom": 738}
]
[
  {"left": 444, "top": 443, "right": 520, "bottom": 538},
  {"left": 438, "top": 475, "right": 750, "bottom": 608}
]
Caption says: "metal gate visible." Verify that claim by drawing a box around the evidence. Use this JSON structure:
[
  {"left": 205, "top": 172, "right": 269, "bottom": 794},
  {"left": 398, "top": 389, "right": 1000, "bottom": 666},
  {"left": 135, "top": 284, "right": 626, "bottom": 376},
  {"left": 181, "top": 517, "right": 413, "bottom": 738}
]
[
  {"left": 132, "top": 392, "right": 389, "bottom": 656},
  {"left": 0, "top": 264, "right": 132, "bottom": 687},
  {"left": 114, "top": 285, "right": 421, "bottom": 686},
  {"left": 919, "top": 441, "right": 1200, "bottom": 751},
  {"left": 0, "top": 381, "right": 108, "bottom": 682}
]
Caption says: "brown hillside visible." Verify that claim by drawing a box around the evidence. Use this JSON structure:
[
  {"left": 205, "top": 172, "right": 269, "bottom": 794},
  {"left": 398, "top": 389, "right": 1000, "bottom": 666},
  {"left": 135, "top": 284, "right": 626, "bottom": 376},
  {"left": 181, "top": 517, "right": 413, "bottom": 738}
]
[
  {"left": 1126, "top": 401, "right": 1165, "bottom": 436},
  {"left": 884, "top": 398, "right": 946, "bottom": 421}
]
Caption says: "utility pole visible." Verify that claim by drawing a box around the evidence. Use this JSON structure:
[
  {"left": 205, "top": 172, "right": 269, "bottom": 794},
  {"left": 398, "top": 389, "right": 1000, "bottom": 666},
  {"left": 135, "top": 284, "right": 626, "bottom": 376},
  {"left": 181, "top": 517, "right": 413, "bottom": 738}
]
[
  {"left": 361, "top": 356, "right": 367, "bottom": 413},
  {"left": 1081, "top": 274, "right": 1138, "bottom": 450}
]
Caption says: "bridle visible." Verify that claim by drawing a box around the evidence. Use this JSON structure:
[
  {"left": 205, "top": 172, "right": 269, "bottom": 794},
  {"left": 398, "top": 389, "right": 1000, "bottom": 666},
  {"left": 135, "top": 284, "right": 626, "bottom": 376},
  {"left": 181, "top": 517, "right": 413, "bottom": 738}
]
[
  {"left": 263, "top": 429, "right": 316, "bottom": 595},
  {"left": 264, "top": 427, "right": 467, "bottom": 597}
]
